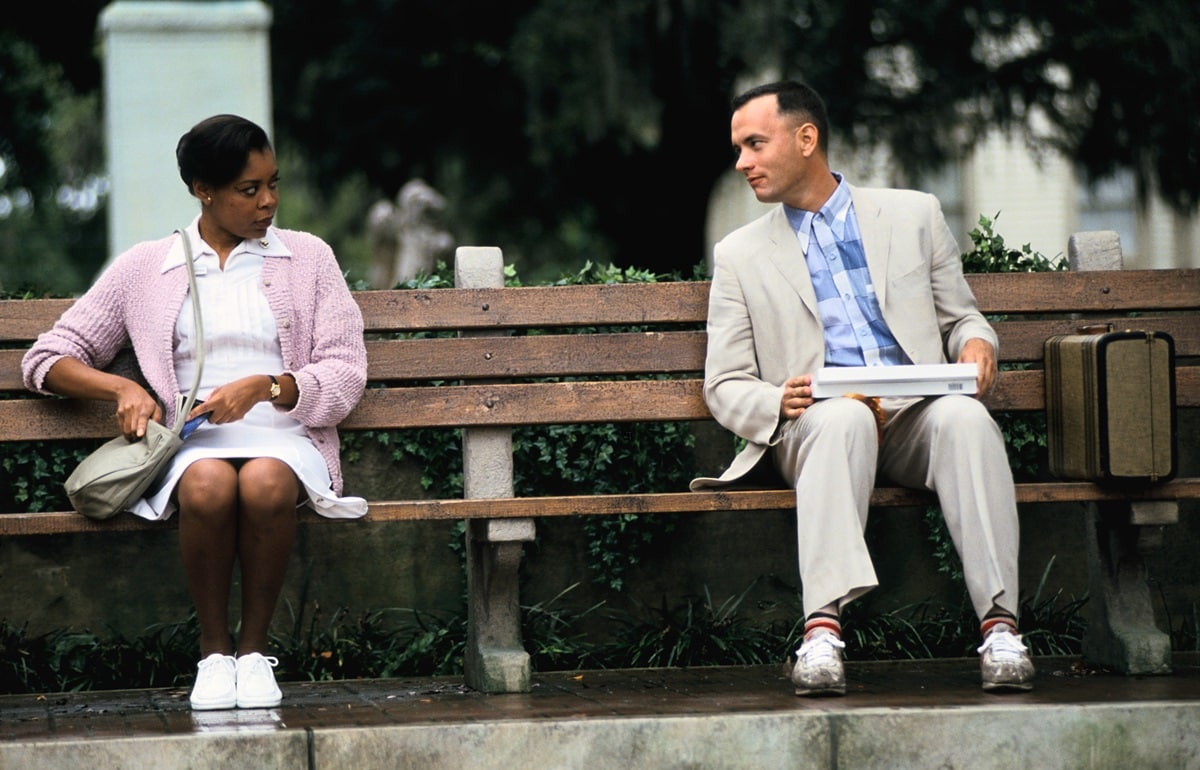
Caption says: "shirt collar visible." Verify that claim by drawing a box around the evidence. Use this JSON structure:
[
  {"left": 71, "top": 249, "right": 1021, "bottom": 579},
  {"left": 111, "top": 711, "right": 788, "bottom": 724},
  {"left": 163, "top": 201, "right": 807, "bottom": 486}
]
[
  {"left": 159, "top": 217, "right": 291, "bottom": 273},
  {"left": 783, "top": 172, "right": 853, "bottom": 249}
]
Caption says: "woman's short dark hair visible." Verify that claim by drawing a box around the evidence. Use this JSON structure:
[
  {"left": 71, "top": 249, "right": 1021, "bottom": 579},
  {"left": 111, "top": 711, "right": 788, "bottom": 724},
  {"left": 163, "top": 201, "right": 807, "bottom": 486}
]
[
  {"left": 731, "top": 81, "right": 830, "bottom": 155},
  {"left": 176, "top": 114, "right": 272, "bottom": 194}
]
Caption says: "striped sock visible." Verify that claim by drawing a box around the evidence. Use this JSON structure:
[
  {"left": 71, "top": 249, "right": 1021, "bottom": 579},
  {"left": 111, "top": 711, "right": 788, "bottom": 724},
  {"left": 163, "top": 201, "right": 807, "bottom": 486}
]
[
  {"left": 804, "top": 612, "right": 842, "bottom": 641},
  {"left": 980, "top": 614, "right": 1016, "bottom": 639}
]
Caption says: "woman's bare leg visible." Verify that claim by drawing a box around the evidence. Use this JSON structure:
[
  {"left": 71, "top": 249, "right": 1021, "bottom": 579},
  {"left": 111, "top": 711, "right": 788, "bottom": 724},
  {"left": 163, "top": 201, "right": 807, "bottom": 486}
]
[
  {"left": 234, "top": 458, "right": 299, "bottom": 654},
  {"left": 177, "top": 459, "right": 240, "bottom": 656}
]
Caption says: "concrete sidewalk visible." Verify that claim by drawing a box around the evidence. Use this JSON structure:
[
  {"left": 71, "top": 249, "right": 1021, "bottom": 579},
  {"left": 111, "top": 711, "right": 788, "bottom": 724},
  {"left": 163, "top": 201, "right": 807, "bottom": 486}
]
[{"left": 2, "top": 655, "right": 1199, "bottom": 769}]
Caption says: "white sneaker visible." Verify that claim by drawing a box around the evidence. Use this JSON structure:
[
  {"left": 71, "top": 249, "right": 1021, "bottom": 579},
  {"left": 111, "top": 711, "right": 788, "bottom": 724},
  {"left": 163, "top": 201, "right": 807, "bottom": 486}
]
[
  {"left": 189, "top": 653, "right": 237, "bottom": 710},
  {"left": 791, "top": 631, "right": 847, "bottom": 696},
  {"left": 236, "top": 652, "right": 283, "bottom": 708},
  {"left": 978, "top": 625, "right": 1035, "bottom": 692}
]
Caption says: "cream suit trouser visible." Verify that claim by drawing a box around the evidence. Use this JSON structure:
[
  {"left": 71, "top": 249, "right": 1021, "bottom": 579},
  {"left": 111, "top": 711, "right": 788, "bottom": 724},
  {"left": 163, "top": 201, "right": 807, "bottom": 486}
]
[{"left": 770, "top": 395, "right": 1020, "bottom": 621}]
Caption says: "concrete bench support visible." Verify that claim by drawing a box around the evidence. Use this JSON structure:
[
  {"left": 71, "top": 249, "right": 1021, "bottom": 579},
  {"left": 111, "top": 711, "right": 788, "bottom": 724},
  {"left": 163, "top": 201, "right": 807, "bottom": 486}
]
[
  {"left": 1070, "top": 231, "right": 1174, "bottom": 675},
  {"left": 456, "top": 247, "right": 534, "bottom": 693}
]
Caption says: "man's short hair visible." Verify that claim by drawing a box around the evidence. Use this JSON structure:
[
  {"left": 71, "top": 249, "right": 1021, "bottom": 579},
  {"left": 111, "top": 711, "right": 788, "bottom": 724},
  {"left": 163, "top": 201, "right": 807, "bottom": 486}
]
[{"left": 731, "top": 81, "right": 829, "bottom": 154}]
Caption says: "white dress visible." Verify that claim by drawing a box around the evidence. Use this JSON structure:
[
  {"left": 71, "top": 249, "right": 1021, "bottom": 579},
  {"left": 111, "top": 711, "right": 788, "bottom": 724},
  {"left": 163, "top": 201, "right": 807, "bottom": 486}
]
[{"left": 129, "top": 241, "right": 367, "bottom": 521}]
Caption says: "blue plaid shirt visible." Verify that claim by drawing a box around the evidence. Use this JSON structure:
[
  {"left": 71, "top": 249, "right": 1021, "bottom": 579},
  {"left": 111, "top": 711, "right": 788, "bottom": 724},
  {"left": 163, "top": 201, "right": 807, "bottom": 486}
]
[{"left": 785, "top": 175, "right": 909, "bottom": 368}]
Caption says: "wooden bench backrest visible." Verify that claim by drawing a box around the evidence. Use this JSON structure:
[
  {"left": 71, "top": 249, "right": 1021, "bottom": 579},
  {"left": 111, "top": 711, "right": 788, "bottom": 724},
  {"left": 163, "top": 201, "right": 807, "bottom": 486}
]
[{"left": 2, "top": 269, "right": 1198, "bottom": 444}]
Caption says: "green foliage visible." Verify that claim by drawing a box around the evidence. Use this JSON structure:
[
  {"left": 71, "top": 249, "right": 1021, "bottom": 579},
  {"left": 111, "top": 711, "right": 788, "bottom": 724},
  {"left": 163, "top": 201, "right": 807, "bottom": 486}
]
[
  {"left": 607, "top": 583, "right": 790, "bottom": 668},
  {"left": 1169, "top": 603, "right": 1200, "bottom": 653},
  {"left": 514, "top": 419, "right": 692, "bottom": 592},
  {"left": 8, "top": 2, "right": 1200, "bottom": 290},
  {"left": 343, "top": 260, "right": 696, "bottom": 593},
  {"left": 961, "top": 213, "right": 1066, "bottom": 274},
  {"left": 273, "top": 602, "right": 466, "bottom": 681},
  {"left": 967, "top": 214, "right": 1062, "bottom": 482},
  {"left": 270, "top": 1, "right": 1200, "bottom": 282},
  {"left": 1018, "top": 557, "right": 1087, "bottom": 657},
  {"left": 0, "top": 32, "right": 107, "bottom": 295},
  {"left": 0, "top": 439, "right": 92, "bottom": 513},
  {"left": 0, "top": 561, "right": 1088, "bottom": 694},
  {"left": 0, "top": 617, "right": 198, "bottom": 694},
  {"left": 520, "top": 584, "right": 608, "bottom": 671}
]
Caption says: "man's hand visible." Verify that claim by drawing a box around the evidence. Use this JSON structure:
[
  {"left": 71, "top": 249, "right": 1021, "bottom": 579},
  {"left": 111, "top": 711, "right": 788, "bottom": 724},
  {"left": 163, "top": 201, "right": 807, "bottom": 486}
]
[
  {"left": 958, "top": 338, "right": 998, "bottom": 399},
  {"left": 780, "top": 374, "right": 815, "bottom": 420}
]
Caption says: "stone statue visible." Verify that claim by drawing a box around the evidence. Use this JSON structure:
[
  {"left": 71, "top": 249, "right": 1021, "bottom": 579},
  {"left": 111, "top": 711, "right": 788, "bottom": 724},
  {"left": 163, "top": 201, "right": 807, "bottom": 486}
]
[{"left": 367, "top": 179, "right": 454, "bottom": 288}]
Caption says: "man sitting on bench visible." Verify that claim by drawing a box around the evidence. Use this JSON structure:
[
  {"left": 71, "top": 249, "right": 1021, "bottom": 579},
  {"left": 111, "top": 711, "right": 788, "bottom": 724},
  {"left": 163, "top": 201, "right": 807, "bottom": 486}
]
[{"left": 692, "top": 80, "right": 1034, "bottom": 696}]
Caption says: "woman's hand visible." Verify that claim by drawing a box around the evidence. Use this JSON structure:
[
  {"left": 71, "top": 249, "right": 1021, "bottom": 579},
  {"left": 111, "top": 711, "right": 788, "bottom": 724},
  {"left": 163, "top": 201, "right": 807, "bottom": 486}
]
[
  {"left": 113, "top": 380, "right": 162, "bottom": 441},
  {"left": 194, "top": 375, "right": 276, "bottom": 424},
  {"left": 43, "top": 358, "right": 162, "bottom": 441}
]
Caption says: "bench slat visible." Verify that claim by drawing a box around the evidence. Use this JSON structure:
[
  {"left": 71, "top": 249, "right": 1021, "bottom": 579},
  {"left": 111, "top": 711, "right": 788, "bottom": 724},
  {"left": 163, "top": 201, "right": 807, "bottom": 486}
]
[
  {"left": 354, "top": 271, "right": 1200, "bottom": 329},
  {"left": 4, "top": 479, "right": 1198, "bottom": 536},
  {"left": 6, "top": 315, "right": 1197, "bottom": 393},
  {"left": 343, "top": 379, "right": 710, "bottom": 428},
  {"left": 4, "top": 270, "right": 1196, "bottom": 343},
  {"left": 988, "top": 316, "right": 1200, "bottom": 362},
  {"left": 360, "top": 315, "right": 1200, "bottom": 380},
  {"left": 968, "top": 269, "right": 1200, "bottom": 314},
  {"left": 354, "top": 283, "right": 713, "bottom": 332},
  {"left": 3, "top": 366, "right": 1198, "bottom": 440},
  {"left": 0, "top": 299, "right": 75, "bottom": 342},
  {"left": 364, "top": 479, "right": 1200, "bottom": 520},
  {"left": 364, "top": 331, "right": 707, "bottom": 381}
]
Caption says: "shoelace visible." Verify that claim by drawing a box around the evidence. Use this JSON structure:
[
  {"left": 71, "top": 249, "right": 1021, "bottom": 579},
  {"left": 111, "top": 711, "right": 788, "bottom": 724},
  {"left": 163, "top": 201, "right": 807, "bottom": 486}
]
[
  {"left": 796, "top": 633, "right": 846, "bottom": 665},
  {"left": 240, "top": 654, "right": 280, "bottom": 673},
  {"left": 977, "top": 629, "right": 1028, "bottom": 660},
  {"left": 197, "top": 654, "right": 233, "bottom": 673}
]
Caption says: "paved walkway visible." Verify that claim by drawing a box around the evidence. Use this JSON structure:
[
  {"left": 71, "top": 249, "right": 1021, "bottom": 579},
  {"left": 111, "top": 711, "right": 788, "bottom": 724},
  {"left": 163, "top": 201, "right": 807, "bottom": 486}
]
[{"left": 3, "top": 655, "right": 1200, "bottom": 768}]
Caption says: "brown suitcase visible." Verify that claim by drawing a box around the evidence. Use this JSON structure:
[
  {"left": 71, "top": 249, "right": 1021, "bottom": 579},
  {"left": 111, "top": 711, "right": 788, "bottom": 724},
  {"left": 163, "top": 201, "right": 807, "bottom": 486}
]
[{"left": 1044, "top": 328, "right": 1176, "bottom": 483}]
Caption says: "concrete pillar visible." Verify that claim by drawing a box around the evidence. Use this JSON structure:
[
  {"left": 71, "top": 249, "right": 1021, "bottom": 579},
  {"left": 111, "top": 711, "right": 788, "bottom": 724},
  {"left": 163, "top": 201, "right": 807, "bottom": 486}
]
[
  {"left": 1069, "top": 229, "right": 1175, "bottom": 675},
  {"left": 99, "top": 1, "right": 272, "bottom": 261},
  {"left": 455, "top": 246, "right": 535, "bottom": 693}
]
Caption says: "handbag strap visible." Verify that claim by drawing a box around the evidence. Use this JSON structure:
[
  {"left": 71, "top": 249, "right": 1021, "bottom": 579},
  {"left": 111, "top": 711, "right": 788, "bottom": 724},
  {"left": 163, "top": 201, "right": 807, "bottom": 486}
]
[{"left": 172, "top": 228, "right": 205, "bottom": 434}]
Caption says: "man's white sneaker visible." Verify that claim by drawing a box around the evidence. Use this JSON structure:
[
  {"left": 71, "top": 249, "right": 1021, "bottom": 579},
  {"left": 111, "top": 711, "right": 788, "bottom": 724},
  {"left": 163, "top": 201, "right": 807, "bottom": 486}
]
[
  {"left": 978, "top": 625, "right": 1035, "bottom": 692},
  {"left": 189, "top": 653, "right": 237, "bottom": 710},
  {"left": 791, "top": 631, "right": 847, "bottom": 696},
  {"left": 236, "top": 652, "right": 283, "bottom": 709}
]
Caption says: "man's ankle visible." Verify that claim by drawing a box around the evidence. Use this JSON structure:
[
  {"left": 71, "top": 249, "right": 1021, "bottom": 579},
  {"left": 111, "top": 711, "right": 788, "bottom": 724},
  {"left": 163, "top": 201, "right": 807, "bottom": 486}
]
[
  {"left": 804, "top": 611, "right": 842, "bottom": 641},
  {"left": 980, "top": 613, "right": 1017, "bottom": 639}
]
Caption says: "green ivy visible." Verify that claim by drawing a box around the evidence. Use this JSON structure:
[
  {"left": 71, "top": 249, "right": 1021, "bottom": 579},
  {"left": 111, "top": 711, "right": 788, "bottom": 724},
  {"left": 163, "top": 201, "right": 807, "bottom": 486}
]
[
  {"left": 960, "top": 213, "right": 1065, "bottom": 274},
  {"left": 341, "top": 259, "right": 698, "bottom": 593},
  {"left": 0, "top": 440, "right": 94, "bottom": 513}
]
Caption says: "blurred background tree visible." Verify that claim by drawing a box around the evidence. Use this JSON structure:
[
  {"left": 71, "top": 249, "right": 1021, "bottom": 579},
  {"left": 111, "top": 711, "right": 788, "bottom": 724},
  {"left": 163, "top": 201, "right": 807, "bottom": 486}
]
[
  {"left": 1, "top": 3, "right": 108, "bottom": 294},
  {"left": 3, "top": 0, "right": 1198, "bottom": 293}
]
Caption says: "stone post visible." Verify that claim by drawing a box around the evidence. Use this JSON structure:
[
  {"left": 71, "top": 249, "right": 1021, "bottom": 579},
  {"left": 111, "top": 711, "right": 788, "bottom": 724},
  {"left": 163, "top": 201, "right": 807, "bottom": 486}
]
[
  {"left": 99, "top": 1, "right": 273, "bottom": 262},
  {"left": 1069, "top": 230, "right": 1175, "bottom": 674},
  {"left": 455, "top": 247, "right": 535, "bottom": 693}
]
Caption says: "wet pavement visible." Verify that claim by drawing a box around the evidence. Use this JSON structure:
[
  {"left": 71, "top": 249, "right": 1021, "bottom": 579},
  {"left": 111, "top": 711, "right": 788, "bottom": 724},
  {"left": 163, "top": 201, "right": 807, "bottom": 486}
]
[
  {"left": 3, "top": 655, "right": 1200, "bottom": 768},
  {"left": 5, "top": 653, "right": 1200, "bottom": 736}
]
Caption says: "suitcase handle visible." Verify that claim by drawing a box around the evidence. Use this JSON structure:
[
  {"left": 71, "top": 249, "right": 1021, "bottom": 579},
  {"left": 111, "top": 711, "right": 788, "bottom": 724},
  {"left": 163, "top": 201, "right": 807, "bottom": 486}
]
[{"left": 1077, "top": 323, "right": 1114, "bottom": 334}]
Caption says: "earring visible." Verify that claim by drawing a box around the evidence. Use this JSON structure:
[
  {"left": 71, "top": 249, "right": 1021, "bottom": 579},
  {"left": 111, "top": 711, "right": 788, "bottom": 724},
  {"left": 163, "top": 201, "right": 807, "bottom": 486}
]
[{"left": 205, "top": 196, "right": 212, "bottom": 204}]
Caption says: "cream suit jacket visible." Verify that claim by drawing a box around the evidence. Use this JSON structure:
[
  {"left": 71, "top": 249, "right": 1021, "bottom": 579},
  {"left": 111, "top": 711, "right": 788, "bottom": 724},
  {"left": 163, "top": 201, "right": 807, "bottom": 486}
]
[{"left": 691, "top": 184, "right": 997, "bottom": 489}]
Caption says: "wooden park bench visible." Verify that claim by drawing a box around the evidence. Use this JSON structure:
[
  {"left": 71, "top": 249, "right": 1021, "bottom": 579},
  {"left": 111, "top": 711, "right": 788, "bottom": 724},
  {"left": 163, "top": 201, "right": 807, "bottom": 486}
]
[{"left": 1, "top": 231, "right": 1197, "bottom": 692}]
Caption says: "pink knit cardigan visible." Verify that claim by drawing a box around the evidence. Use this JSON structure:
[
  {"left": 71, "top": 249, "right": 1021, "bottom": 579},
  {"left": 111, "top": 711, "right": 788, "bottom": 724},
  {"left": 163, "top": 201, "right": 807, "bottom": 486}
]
[{"left": 22, "top": 227, "right": 367, "bottom": 494}]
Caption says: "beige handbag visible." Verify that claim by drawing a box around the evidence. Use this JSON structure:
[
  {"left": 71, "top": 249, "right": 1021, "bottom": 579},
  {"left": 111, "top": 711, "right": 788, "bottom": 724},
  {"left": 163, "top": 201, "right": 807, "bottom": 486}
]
[{"left": 64, "top": 229, "right": 205, "bottom": 519}]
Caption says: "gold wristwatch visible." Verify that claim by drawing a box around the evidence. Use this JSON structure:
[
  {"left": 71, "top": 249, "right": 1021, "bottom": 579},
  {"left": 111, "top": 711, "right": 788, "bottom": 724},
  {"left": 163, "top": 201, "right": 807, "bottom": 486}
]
[{"left": 267, "top": 374, "right": 281, "bottom": 401}]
